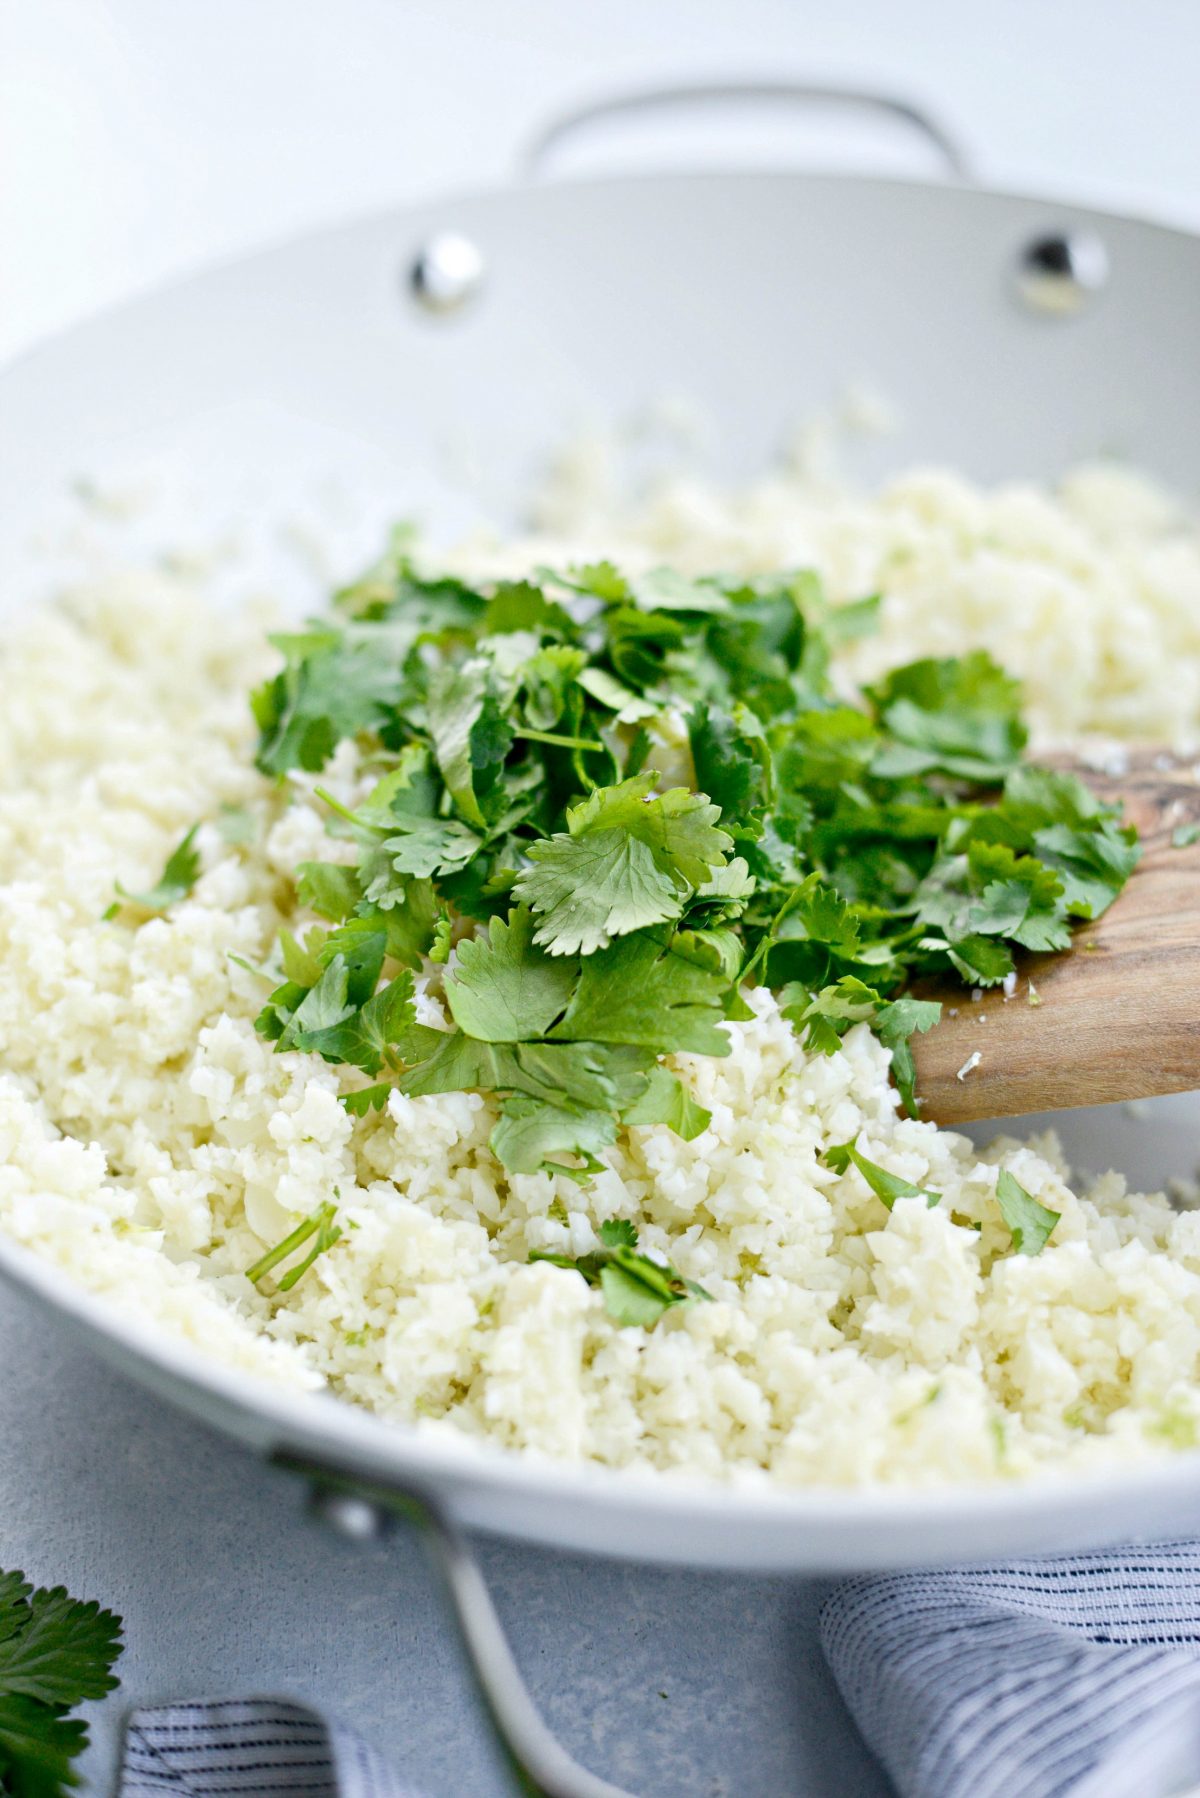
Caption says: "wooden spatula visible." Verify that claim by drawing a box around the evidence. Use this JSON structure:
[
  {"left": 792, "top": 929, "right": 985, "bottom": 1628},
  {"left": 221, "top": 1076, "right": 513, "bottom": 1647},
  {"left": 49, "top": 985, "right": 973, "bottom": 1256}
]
[{"left": 909, "top": 750, "right": 1200, "bottom": 1125}]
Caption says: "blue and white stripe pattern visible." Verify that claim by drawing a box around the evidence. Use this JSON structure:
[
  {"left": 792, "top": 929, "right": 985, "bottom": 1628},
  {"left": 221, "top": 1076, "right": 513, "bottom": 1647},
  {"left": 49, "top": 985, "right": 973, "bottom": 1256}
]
[
  {"left": 120, "top": 1699, "right": 418, "bottom": 1796},
  {"left": 120, "top": 1547, "right": 1200, "bottom": 1797},
  {"left": 821, "top": 1546, "right": 1200, "bottom": 1798}
]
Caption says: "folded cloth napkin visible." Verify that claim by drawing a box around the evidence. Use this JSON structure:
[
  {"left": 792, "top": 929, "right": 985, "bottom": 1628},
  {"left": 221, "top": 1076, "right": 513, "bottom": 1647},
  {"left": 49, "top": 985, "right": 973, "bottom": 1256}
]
[
  {"left": 120, "top": 1699, "right": 419, "bottom": 1797},
  {"left": 119, "top": 1545, "right": 1200, "bottom": 1798},
  {"left": 821, "top": 1544, "right": 1200, "bottom": 1798}
]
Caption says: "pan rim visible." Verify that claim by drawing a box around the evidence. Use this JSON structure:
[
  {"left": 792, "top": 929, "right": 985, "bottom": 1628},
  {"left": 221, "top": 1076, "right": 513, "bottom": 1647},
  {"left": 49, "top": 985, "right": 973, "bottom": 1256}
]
[
  {"left": 3, "top": 167, "right": 1199, "bottom": 1563},
  {"left": 3, "top": 162, "right": 1199, "bottom": 384}
]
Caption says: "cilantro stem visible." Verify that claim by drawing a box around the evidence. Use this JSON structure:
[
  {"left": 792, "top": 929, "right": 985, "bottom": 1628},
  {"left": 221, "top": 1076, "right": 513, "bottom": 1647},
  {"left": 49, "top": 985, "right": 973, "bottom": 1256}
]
[
  {"left": 278, "top": 1206, "right": 342, "bottom": 1289},
  {"left": 314, "top": 786, "right": 366, "bottom": 829},
  {"left": 514, "top": 728, "right": 607, "bottom": 752},
  {"left": 737, "top": 882, "right": 809, "bottom": 990},
  {"left": 246, "top": 1201, "right": 341, "bottom": 1289}
]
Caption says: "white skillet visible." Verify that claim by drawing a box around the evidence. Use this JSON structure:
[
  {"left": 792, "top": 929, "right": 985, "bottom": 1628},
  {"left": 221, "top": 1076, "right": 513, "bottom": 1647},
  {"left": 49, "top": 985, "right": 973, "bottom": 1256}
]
[{"left": 1, "top": 84, "right": 1198, "bottom": 1796}]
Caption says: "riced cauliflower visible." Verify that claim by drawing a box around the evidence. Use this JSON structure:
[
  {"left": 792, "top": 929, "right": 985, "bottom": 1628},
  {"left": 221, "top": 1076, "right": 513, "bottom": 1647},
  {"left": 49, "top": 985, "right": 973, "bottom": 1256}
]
[{"left": 3, "top": 459, "right": 1200, "bottom": 1488}]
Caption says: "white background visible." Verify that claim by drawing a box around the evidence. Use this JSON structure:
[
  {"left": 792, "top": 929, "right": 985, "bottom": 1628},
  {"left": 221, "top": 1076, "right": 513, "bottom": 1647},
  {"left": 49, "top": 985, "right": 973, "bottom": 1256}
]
[{"left": 3, "top": 0, "right": 1200, "bottom": 365}]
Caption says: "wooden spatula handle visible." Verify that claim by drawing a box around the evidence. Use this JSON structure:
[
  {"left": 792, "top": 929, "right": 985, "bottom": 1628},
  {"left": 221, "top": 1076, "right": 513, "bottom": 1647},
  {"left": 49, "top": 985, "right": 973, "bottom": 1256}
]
[{"left": 910, "top": 752, "right": 1200, "bottom": 1125}]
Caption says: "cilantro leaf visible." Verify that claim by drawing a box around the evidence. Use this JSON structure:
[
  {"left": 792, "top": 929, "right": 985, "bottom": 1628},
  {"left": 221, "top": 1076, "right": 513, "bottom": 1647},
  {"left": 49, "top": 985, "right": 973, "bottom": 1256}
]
[
  {"left": 399, "top": 1032, "right": 649, "bottom": 1118},
  {"left": 381, "top": 816, "right": 484, "bottom": 879},
  {"left": 0, "top": 1569, "right": 123, "bottom": 1798},
  {"left": 485, "top": 580, "right": 576, "bottom": 639},
  {"left": 252, "top": 622, "right": 409, "bottom": 775},
  {"left": 575, "top": 666, "right": 657, "bottom": 721},
  {"left": 822, "top": 1137, "right": 941, "bottom": 1209},
  {"left": 0, "top": 1589, "right": 122, "bottom": 1706},
  {"left": 564, "top": 774, "right": 731, "bottom": 888},
  {"left": 299, "top": 973, "right": 416, "bottom": 1076},
  {"left": 427, "top": 663, "right": 513, "bottom": 828},
  {"left": 514, "top": 829, "right": 680, "bottom": 956},
  {"left": 551, "top": 928, "right": 731, "bottom": 1056},
  {"left": 341, "top": 1084, "right": 392, "bottom": 1117},
  {"left": 111, "top": 825, "right": 201, "bottom": 914},
  {"left": 0, "top": 1693, "right": 87, "bottom": 1798},
  {"left": 489, "top": 1097, "right": 616, "bottom": 1177},
  {"left": 775, "top": 872, "right": 861, "bottom": 958},
  {"left": 515, "top": 774, "right": 731, "bottom": 954},
  {"left": 0, "top": 1576, "right": 33, "bottom": 1647},
  {"left": 216, "top": 804, "right": 256, "bottom": 846},
  {"left": 277, "top": 956, "right": 354, "bottom": 1046},
  {"left": 444, "top": 908, "right": 576, "bottom": 1041},
  {"left": 627, "top": 567, "right": 732, "bottom": 614},
  {"left": 621, "top": 1065, "right": 711, "bottom": 1139},
  {"left": 824, "top": 591, "right": 882, "bottom": 646},
  {"left": 599, "top": 1264, "right": 677, "bottom": 1327},
  {"left": 688, "top": 703, "right": 773, "bottom": 840},
  {"left": 530, "top": 1219, "right": 711, "bottom": 1327},
  {"left": 545, "top": 561, "right": 731, "bottom": 616},
  {"left": 995, "top": 1169, "right": 1060, "bottom": 1256},
  {"left": 928, "top": 932, "right": 1015, "bottom": 987},
  {"left": 867, "top": 651, "right": 1026, "bottom": 780},
  {"left": 875, "top": 996, "right": 942, "bottom": 1115},
  {"left": 781, "top": 975, "right": 881, "bottom": 1056},
  {"left": 1033, "top": 820, "right": 1139, "bottom": 920},
  {"left": 297, "top": 862, "right": 362, "bottom": 922}
]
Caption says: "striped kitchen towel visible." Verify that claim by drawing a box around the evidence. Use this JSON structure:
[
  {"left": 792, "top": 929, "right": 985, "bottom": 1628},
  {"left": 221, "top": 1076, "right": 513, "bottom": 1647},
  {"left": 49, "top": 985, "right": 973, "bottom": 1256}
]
[
  {"left": 121, "top": 1546, "right": 1200, "bottom": 1798},
  {"left": 821, "top": 1545, "right": 1200, "bottom": 1798},
  {"left": 120, "top": 1699, "right": 418, "bottom": 1797}
]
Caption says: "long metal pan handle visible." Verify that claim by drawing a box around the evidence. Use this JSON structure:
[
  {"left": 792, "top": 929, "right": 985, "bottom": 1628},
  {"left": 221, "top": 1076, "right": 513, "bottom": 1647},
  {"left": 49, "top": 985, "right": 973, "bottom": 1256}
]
[
  {"left": 522, "top": 79, "right": 970, "bottom": 182},
  {"left": 280, "top": 1451, "right": 636, "bottom": 1798}
]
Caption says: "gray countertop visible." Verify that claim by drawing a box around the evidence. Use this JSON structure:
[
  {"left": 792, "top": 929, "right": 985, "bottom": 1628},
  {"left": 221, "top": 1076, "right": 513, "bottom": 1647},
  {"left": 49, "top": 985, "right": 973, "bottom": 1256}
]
[{"left": 0, "top": 1279, "right": 889, "bottom": 1797}]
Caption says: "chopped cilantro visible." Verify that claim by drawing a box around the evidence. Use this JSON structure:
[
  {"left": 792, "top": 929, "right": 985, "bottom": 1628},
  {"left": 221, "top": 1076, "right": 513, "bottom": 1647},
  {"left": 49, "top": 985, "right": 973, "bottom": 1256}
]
[
  {"left": 429, "top": 912, "right": 454, "bottom": 964},
  {"left": 342, "top": 1084, "right": 391, "bottom": 1117},
  {"left": 621, "top": 1064, "right": 712, "bottom": 1139},
  {"left": 245, "top": 543, "right": 1139, "bottom": 1174},
  {"left": 1172, "top": 822, "right": 1200, "bottom": 848},
  {"left": 995, "top": 1169, "right": 1060, "bottom": 1256},
  {"left": 109, "top": 825, "right": 201, "bottom": 916},
  {"left": 530, "top": 1219, "right": 711, "bottom": 1328},
  {"left": 822, "top": 1138, "right": 941, "bottom": 1209},
  {"left": 0, "top": 1566, "right": 123, "bottom": 1797},
  {"left": 246, "top": 1201, "right": 343, "bottom": 1291}
]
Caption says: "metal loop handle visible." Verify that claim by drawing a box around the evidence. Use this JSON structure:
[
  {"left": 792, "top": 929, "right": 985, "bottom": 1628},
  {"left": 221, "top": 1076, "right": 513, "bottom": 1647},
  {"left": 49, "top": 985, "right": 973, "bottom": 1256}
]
[
  {"left": 522, "top": 80, "right": 970, "bottom": 183},
  {"left": 282, "top": 1451, "right": 635, "bottom": 1798}
]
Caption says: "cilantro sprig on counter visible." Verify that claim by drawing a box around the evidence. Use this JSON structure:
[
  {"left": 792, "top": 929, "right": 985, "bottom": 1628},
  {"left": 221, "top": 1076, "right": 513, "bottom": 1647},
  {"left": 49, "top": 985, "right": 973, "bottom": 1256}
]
[
  {"left": 247, "top": 537, "right": 1138, "bottom": 1188},
  {"left": 0, "top": 1568, "right": 123, "bottom": 1797}
]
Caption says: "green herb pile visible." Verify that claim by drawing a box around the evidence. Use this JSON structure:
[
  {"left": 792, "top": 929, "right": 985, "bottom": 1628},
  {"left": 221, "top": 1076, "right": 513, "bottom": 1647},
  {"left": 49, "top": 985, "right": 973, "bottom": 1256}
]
[
  {"left": 248, "top": 540, "right": 1138, "bottom": 1181},
  {"left": 0, "top": 1569, "right": 122, "bottom": 1797}
]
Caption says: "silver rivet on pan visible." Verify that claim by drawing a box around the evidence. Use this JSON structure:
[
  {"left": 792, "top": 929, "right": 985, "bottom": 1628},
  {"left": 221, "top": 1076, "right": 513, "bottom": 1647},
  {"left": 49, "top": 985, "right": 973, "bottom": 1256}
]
[
  {"left": 308, "top": 1486, "right": 391, "bottom": 1542},
  {"left": 408, "top": 232, "right": 485, "bottom": 314},
  {"left": 1015, "top": 230, "right": 1109, "bottom": 316}
]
